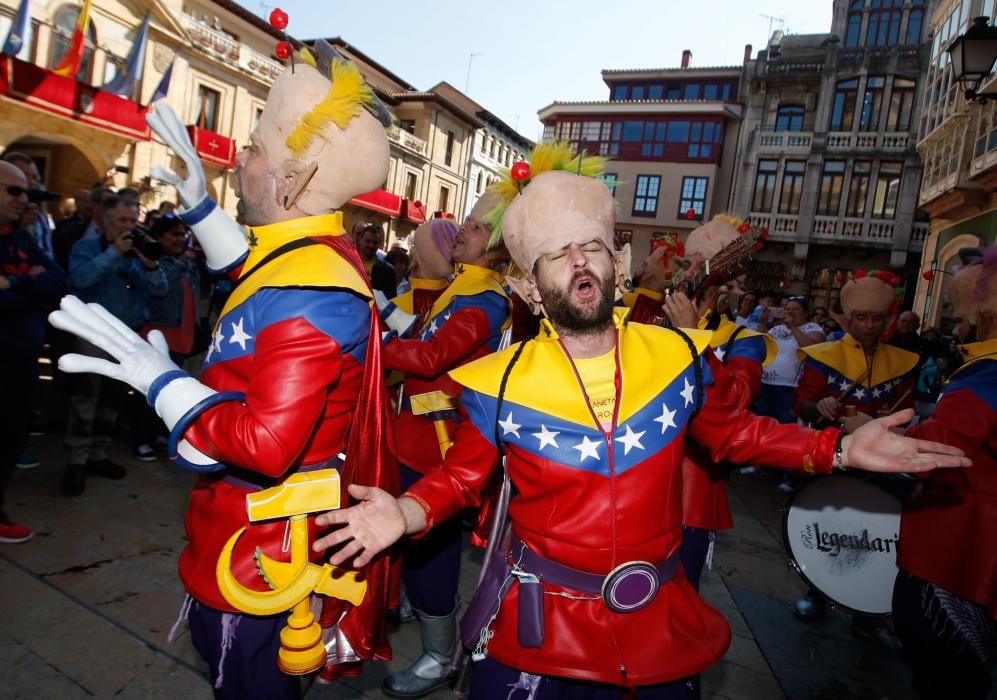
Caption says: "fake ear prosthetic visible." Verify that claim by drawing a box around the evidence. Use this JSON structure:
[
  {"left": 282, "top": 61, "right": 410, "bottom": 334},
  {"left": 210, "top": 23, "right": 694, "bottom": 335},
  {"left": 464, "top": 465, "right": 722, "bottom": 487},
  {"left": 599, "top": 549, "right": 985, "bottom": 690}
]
[
  {"left": 616, "top": 242, "right": 633, "bottom": 292},
  {"left": 505, "top": 275, "right": 542, "bottom": 316},
  {"left": 278, "top": 160, "right": 319, "bottom": 211}
]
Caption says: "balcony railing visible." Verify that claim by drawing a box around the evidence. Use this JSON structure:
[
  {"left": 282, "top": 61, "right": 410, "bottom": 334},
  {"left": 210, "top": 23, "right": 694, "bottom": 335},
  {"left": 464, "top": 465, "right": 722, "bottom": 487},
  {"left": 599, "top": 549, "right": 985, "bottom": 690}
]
[
  {"left": 387, "top": 126, "right": 429, "bottom": 158},
  {"left": 826, "top": 132, "right": 912, "bottom": 151},
  {"left": 910, "top": 223, "right": 929, "bottom": 247},
  {"left": 180, "top": 13, "right": 284, "bottom": 84},
  {"left": 753, "top": 212, "right": 916, "bottom": 248},
  {"left": 748, "top": 213, "right": 799, "bottom": 242},
  {"left": 757, "top": 130, "right": 813, "bottom": 154}
]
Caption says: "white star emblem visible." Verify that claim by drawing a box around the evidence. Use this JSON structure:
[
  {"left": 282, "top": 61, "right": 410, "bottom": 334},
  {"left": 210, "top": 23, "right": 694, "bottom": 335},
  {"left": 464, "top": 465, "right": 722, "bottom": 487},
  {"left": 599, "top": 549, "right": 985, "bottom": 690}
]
[
  {"left": 573, "top": 435, "right": 601, "bottom": 462},
  {"left": 653, "top": 402, "right": 677, "bottom": 433},
  {"left": 872, "top": 387, "right": 882, "bottom": 399},
  {"left": 498, "top": 412, "right": 521, "bottom": 438},
  {"left": 714, "top": 346, "right": 726, "bottom": 362},
  {"left": 680, "top": 377, "right": 696, "bottom": 407},
  {"left": 532, "top": 425, "right": 559, "bottom": 450},
  {"left": 229, "top": 317, "right": 253, "bottom": 351},
  {"left": 427, "top": 319, "right": 439, "bottom": 335},
  {"left": 837, "top": 377, "right": 851, "bottom": 391},
  {"left": 444, "top": 312, "right": 452, "bottom": 321},
  {"left": 618, "top": 424, "right": 645, "bottom": 455},
  {"left": 854, "top": 387, "right": 866, "bottom": 400},
  {"left": 207, "top": 328, "right": 225, "bottom": 360}
]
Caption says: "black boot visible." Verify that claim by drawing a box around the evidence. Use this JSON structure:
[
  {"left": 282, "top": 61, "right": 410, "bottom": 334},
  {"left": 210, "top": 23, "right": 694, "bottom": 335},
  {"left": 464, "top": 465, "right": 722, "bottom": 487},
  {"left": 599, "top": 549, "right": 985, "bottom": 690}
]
[{"left": 61, "top": 463, "right": 86, "bottom": 496}]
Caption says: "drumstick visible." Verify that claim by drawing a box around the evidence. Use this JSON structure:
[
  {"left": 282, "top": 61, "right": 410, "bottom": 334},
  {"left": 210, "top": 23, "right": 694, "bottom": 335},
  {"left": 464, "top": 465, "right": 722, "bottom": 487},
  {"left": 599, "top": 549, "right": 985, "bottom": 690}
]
[{"left": 885, "top": 387, "right": 913, "bottom": 415}]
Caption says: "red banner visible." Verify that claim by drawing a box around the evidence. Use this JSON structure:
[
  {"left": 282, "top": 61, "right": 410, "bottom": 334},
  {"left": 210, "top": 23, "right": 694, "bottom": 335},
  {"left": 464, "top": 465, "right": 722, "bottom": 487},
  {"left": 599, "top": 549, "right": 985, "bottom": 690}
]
[
  {"left": 0, "top": 55, "right": 149, "bottom": 140},
  {"left": 349, "top": 188, "right": 402, "bottom": 217},
  {"left": 185, "top": 124, "right": 236, "bottom": 169},
  {"left": 400, "top": 198, "right": 426, "bottom": 224}
]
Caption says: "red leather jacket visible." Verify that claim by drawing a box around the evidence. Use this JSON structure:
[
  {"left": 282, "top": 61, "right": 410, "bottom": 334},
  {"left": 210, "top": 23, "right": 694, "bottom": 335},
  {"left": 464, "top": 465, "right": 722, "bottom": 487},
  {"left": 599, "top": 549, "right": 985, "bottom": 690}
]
[
  {"left": 384, "top": 263, "right": 510, "bottom": 473},
  {"left": 898, "top": 342, "right": 997, "bottom": 617},
  {"left": 405, "top": 312, "right": 838, "bottom": 686}
]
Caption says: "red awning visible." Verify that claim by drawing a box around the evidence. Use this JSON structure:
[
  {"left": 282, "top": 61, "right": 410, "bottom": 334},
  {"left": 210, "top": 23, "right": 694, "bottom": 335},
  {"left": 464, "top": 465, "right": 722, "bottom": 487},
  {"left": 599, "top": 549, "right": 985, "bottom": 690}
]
[
  {"left": 186, "top": 125, "right": 236, "bottom": 169},
  {"left": 0, "top": 55, "right": 150, "bottom": 140},
  {"left": 401, "top": 198, "right": 426, "bottom": 224},
  {"left": 349, "top": 188, "right": 402, "bottom": 217}
]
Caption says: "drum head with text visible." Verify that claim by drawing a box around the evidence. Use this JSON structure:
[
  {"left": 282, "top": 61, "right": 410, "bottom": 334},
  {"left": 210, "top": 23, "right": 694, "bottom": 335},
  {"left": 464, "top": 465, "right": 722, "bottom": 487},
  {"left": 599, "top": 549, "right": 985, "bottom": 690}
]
[{"left": 783, "top": 474, "right": 902, "bottom": 615}]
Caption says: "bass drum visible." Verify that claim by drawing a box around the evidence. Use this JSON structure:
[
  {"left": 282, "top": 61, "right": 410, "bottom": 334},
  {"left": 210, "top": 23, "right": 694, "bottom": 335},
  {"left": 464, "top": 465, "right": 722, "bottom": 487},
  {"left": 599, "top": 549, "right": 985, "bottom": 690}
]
[{"left": 783, "top": 473, "right": 903, "bottom": 616}]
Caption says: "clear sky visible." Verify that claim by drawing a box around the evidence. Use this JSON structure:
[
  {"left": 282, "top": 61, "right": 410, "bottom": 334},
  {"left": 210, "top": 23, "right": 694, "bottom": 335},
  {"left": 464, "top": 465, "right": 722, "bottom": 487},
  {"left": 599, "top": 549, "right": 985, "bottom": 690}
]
[{"left": 254, "top": 0, "right": 833, "bottom": 142}]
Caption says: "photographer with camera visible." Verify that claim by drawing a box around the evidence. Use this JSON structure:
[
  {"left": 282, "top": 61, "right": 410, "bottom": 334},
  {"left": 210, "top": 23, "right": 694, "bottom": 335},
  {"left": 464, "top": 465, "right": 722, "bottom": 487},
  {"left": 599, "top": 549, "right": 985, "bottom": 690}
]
[
  {"left": 2, "top": 152, "right": 58, "bottom": 260},
  {"left": 62, "top": 195, "right": 167, "bottom": 494}
]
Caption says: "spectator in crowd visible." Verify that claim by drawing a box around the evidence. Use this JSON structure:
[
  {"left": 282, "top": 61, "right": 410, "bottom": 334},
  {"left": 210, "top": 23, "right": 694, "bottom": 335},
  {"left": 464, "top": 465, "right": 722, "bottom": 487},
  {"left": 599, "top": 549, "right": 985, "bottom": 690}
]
[
  {"left": 738, "top": 289, "right": 777, "bottom": 330},
  {"left": 53, "top": 187, "right": 111, "bottom": 270},
  {"left": 734, "top": 290, "right": 756, "bottom": 327},
  {"left": 62, "top": 195, "right": 167, "bottom": 495},
  {"left": 822, "top": 316, "right": 845, "bottom": 341},
  {"left": 756, "top": 296, "right": 826, "bottom": 488},
  {"left": 132, "top": 214, "right": 201, "bottom": 461},
  {"left": 385, "top": 246, "right": 411, "bottom": 295},
  {"left": 3, "top": 152, "right": 54, "bottom": 259},
  {"left": 0, "top": 161, "right": 68, "bottom": 542},
  {"left": 812, "top": 305, "right": 829, "bottom": 325},
  {"left": 890, "top": 310, "right": 923, "bottom": 355},
  {"left": 356, "top": 222, "right": 396, "bottom": 298}
]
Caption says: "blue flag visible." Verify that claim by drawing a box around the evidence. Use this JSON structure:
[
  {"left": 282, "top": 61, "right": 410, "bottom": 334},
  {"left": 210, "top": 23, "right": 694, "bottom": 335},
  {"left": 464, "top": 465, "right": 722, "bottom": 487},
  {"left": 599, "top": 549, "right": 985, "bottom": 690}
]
[
  {"left": 102, "top": 12, "right": 149, "bottom": 97},
  {"left": 149, "top": 51, "right": 176, "bottom": 103},
  {"left": 2, "top": 0, "right": 31, "bottom": 57}
]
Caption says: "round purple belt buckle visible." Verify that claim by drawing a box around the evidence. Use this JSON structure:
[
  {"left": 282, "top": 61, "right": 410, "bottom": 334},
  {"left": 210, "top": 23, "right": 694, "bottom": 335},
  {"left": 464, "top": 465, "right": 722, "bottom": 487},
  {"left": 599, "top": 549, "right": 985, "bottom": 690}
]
[{"left": 601, "top": 561, "right": 659, "bottom": 613}]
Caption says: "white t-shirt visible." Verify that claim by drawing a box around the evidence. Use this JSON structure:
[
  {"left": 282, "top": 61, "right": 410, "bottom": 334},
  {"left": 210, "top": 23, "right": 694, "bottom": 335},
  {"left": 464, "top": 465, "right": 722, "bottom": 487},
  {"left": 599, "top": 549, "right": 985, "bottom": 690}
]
[{"left": 762, "top": 322, "right": 824, "bottom": 387}]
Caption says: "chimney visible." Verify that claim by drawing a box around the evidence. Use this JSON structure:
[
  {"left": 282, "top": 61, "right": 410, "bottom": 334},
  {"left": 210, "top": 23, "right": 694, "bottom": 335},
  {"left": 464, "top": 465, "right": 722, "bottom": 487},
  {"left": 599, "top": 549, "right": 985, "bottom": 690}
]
[
  {"left": 743, "top": 44, "right": 753, "bottom": 63},
  {"left": 681, "top": 49, "right": 692, "bottom": 69}
]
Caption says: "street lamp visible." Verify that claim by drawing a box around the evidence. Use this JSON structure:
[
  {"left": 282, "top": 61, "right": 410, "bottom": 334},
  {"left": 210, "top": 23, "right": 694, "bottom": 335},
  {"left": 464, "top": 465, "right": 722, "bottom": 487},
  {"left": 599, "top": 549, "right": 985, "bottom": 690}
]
[{"left": 948, "top": 16, "right": 997, "bottom": 102}]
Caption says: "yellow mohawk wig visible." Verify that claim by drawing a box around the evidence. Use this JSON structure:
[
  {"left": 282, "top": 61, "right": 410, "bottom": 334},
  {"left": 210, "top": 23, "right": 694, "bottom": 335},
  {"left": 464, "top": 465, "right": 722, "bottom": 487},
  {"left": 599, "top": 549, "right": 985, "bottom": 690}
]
[
  {"left": 484, "top": 141, "right": 609, "bottom": 249},
  {"left": 286, "top": 58, "right": 377, "bottom": 157}
]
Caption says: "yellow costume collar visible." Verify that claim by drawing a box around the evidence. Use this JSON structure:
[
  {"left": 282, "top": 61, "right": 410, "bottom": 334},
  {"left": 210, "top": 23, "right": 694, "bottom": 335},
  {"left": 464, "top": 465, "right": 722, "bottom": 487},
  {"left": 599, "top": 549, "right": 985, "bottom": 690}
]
[
  {"left": 410, "top": 277, "right": 449, "bottom": 291},
  {"left": 426, "top": 263, "right": 508, "bottom": 323},
  {"left": 798, "top": 334, "right": 918, "bottom": 388},
  {"left": 957, "top": 337, "right": 997, "bottom": 370},
  {"left": 245, "top": 212, "right": 344, "bottom": 252},
  {"left": 538, "top": 307, "right": 632, "bottom": 342}
]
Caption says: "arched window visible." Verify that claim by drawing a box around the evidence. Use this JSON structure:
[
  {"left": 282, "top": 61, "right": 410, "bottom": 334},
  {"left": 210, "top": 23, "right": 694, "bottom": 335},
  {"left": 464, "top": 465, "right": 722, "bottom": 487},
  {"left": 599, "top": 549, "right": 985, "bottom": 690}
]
[
  {"left": 775, "top": 104, "right": 805, "bottom": 132},
  {"left": 50, "top": 4, "right": 96, "bottom": 84}
]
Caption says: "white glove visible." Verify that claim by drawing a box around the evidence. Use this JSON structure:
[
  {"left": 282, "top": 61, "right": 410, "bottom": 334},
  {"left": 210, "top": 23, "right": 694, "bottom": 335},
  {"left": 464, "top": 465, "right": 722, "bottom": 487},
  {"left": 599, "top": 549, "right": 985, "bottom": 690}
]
[
  {"left": 146, "top": 100, "right": 248, "bottom": 273},
  {"left": 146, "top": 99, "right": 207, "bottom": 209},
  {"left": 49, "top": 296, "right": 219, "bottom": 467}
]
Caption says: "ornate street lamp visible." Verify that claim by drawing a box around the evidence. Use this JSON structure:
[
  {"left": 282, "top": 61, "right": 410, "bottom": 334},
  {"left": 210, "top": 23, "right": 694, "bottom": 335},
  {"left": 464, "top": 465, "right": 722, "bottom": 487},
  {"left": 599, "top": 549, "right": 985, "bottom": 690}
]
[{"left": 948, "top": 16, "right": 997, "bottom": 102}]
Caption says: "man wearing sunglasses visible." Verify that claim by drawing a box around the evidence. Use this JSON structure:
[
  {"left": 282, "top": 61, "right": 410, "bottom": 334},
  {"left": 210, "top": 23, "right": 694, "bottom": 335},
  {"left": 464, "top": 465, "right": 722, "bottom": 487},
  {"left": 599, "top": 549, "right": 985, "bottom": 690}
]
[{"left": 0, "top": 161, "right": 67, "bottom": 543}]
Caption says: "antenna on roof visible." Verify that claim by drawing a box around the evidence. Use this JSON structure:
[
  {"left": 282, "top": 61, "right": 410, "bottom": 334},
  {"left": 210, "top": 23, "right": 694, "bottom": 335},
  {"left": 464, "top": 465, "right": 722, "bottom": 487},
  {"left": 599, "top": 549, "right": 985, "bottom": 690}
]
[{"left": 759, "top": 13, "right": 785, "bottom": 42}]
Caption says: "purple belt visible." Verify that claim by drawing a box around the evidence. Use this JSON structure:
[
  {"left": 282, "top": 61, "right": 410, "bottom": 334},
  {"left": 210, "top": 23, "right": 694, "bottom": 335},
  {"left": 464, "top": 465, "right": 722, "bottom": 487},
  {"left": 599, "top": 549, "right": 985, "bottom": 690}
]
[
  {"left": 510, "top": 536, "right": 681, "bottom": 614},
  {"left": 219, "top": 455, "right": 344, "bottom": 492}
]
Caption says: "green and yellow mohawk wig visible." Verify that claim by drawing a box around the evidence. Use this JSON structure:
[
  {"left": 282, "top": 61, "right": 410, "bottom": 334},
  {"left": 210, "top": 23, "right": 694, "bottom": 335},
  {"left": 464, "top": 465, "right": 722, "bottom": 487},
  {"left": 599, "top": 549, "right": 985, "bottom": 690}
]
[
  {"left": 286, "top": 53, "right": 379, "bottom": 157},
  {"left": 484, "top": 141, "right": 609, "bottom": 249}
]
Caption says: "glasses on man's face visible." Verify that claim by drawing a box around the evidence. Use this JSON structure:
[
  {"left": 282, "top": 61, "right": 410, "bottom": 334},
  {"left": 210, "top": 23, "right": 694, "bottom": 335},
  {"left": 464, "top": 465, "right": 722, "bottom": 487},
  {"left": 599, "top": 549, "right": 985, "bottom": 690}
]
[{"left": 4, "top": 184, "right": 27, "bottom": 197}]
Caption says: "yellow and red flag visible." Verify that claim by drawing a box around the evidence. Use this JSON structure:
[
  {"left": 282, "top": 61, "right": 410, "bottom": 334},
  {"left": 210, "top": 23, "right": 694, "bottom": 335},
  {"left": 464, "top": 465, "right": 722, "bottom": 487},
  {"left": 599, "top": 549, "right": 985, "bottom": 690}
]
[{"left": 52, "top": 0, "right": 92, "bottom": 77}]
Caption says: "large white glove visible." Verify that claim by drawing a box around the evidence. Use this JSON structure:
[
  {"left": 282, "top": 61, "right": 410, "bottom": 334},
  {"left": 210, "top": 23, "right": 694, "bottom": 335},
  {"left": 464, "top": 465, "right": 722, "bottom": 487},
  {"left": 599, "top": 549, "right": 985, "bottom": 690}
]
[
  {"left": 146, "top": 100, "right": 248, "bottom": 273},
  {"left": 49, "top": 296, "right": 218, "bottom": 467},
  {"left": 146, "top": 99, "right": 207, "bottom": 209}
]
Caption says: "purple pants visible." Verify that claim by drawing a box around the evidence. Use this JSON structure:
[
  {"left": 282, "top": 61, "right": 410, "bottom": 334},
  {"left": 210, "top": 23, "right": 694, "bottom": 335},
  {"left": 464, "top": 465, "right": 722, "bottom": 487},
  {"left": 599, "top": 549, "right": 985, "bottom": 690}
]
[
  {"left": 187, "top": 600, "right": 301, "bottom": 700},
  {"left": 469, "top": 656, "right": 698, "bottom": 699},
  {"left": 401, "top": 464, "right": 463, "bottom": 615}
]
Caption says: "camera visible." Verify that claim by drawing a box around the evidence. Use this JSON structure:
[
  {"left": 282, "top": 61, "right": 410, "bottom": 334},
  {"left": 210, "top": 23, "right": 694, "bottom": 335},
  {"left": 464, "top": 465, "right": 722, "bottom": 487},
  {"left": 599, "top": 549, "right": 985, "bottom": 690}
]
[
  {"left": 27, "top": 188, "right": 61, "bottom": 204},
  {"left": 127, "top": 230, "right": 165, "bottom": 261}
]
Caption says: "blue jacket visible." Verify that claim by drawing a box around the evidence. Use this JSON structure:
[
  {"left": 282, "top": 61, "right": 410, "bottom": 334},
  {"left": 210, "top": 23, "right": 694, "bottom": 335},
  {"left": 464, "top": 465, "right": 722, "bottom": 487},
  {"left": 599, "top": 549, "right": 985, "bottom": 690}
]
[
  {"left": 68, "top": 235, "right": 168, "bottom": 330},
  {"left": 0, "top": 227, "right": 68, "bottom": 357},
  {"left": 147, "top": 255, "right": 200, "bottom": 327}
]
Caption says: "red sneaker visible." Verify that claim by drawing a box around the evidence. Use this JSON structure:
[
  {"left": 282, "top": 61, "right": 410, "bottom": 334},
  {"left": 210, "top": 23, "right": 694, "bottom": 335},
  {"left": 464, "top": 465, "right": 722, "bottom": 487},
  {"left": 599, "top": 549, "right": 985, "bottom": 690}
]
[{"left": 0, "top": 521, "right": 33, "bottom": 544}]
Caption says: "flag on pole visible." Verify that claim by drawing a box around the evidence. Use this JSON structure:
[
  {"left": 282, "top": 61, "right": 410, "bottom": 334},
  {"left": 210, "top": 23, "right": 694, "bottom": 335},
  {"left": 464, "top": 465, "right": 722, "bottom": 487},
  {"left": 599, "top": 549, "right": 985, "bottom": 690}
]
[
  {"left": 102, "top": 13, "right": 149, "bottom": 97},
  {"left": 52, "top": 0, "right": 92, "bottom": 77},
  {"left": 2, "top": 0, "right": 31, "bottom": 56},
  {"left": 149, "top": 50, "right": 176, "bottom": 103}
]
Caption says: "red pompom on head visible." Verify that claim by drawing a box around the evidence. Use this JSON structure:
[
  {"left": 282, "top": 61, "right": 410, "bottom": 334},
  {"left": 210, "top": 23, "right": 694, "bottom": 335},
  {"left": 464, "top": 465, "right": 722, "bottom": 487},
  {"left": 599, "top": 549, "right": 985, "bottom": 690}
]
[
  {"left": 275, "top": 41, "right": 291, "bottom": 60},
  {"left": 738, "top": 222, "right": 751, "bottom": 234},
  {"left": 753, "top": 242, "right": 765, "bottom": 252},
  {"left": 510, "top": 161, "right": 531, "bottom": 182},
  {"left": 685, "top": 208, "right": 697, "bottom": 220},
  {"left": 835, "top": 272, "right": 846, "bottom": 284},
  {"left": 759, "top": 228, "right": 770, "bottom": 241},
  {"left": 269, "top": 8, "right": 289, "bottom": 30},
  {"left": 922, "top": 270, "right": 935, "bottom": 281}
]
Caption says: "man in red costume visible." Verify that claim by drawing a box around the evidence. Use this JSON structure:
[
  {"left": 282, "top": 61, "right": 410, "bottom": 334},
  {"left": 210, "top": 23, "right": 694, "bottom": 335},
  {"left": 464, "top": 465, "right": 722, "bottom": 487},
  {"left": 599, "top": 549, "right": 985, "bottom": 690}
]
[
  {"left": 311, "top": 146, "right": 966, "bottom": 698},
  {"left": 629, "top": 217, "right": 776, "bottom": 590},
  {"left": 379, "top": 194, "right": 511, "bottom": 697},
  {"left": 893, "top": 246, "right": 997, "bottom": 699},
  {"left": 49, "top": 43, "right": 397, "bottom": 699}
]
